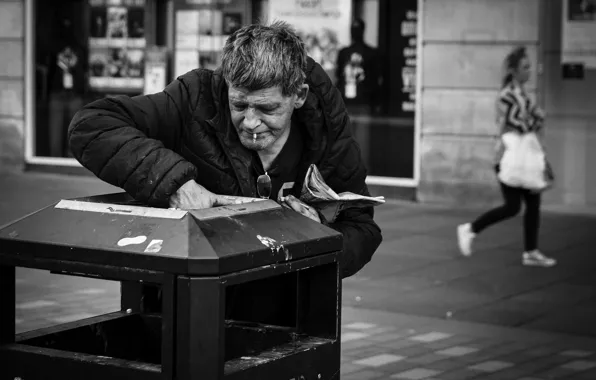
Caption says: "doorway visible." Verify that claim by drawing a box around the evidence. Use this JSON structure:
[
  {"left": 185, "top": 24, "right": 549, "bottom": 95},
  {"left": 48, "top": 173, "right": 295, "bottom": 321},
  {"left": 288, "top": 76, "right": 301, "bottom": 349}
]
[{"left": 347, "top": 0, "right": 419, "bottom": 185}]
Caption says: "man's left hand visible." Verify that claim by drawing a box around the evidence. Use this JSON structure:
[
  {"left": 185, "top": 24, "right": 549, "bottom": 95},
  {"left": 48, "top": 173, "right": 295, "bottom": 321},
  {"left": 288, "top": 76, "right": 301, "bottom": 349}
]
[{"left": 281, "top": 195, "right": 321, "bottom": 223}]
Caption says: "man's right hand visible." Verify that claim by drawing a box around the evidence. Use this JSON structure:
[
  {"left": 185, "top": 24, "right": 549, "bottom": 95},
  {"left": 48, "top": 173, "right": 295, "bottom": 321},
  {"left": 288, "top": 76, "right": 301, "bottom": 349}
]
[{"left": 169, "top": 180, "right": 234, "bottom": 210}]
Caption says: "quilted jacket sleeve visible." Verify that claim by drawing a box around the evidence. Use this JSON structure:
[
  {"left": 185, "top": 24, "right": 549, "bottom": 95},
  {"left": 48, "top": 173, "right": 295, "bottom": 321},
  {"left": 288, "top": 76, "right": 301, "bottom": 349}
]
[
  {"left": 307, "top": 59, "right": 383, "bottom": 278},
  {"left": 68, "top": 75, "right": 199, "bottom": 207}
]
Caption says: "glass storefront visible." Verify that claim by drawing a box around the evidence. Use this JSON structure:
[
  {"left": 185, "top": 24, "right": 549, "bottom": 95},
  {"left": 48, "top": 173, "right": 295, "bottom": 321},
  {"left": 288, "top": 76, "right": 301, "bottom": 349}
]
[
  {"left": 33, "top": 0, "right": 166, "bottom": 158},
  {"left": 32, "top": 0, "right": 253, "bottom": 159},
  {"left": 347, "top": 0, "right": 418, "bottom": 180},
  {"left": 29, "top": 0, "right": 419, "bottom": 184}
]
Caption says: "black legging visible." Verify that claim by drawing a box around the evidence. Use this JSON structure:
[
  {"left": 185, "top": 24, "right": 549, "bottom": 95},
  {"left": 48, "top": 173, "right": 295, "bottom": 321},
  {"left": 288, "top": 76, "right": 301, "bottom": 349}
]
[{"left": 471, "top": 182, "right": 541, "bottom": 251}]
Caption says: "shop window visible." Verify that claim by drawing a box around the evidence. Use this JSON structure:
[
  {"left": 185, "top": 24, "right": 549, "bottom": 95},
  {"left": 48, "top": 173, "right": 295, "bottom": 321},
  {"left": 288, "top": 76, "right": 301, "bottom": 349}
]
[
  {"left": 33, "top": 0, "right": 165, "bottom": 158},
  {"left": 264, "top": 0, "right": 418, "bottom": 180},
  {"left": 345, "top": 0, "right": 418, "bottom": 180}
]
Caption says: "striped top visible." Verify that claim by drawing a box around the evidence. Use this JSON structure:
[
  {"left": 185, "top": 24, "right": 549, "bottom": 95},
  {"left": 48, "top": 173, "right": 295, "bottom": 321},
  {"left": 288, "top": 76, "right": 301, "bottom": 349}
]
[{"left": 496, "top": 81, "right": 544, "bottom": 135}]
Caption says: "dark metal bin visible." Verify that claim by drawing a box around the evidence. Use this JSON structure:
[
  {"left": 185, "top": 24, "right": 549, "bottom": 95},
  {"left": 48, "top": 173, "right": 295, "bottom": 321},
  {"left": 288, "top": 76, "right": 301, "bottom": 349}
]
[{"left": 0, "top": 193, "right": 342, "bottom": 380}]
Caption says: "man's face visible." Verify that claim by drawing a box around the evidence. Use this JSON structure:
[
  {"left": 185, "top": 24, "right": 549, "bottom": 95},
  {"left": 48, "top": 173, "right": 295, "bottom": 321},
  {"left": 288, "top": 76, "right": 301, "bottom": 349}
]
[{"left": 228, "top": 85, "right": 308, "bottom": 152}]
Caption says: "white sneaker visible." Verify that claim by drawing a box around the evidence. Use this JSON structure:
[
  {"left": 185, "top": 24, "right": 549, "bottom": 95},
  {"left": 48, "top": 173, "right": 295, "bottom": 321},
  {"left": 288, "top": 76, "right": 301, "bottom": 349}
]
[
  {"left": 523, "top": 250, "right": 556, "bottom": 267},
  {"left": 457, "top": 223, "right": 476, "bottom": 257}
]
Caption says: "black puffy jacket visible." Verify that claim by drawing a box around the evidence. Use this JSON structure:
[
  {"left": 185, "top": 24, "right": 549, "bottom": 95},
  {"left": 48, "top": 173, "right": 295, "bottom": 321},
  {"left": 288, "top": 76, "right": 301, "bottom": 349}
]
[{"left": 68, "top": 58, "right": 382, "bottom": 278}]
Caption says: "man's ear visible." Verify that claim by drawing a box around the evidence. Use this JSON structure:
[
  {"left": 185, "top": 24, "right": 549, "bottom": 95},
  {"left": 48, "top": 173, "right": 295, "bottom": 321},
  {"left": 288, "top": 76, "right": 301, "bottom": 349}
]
[{"left": 294, "top": 84, "right": 309, "bottom": 109}]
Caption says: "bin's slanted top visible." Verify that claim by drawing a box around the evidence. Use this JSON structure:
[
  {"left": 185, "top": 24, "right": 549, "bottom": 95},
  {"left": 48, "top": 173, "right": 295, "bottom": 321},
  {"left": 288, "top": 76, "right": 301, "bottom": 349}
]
[{"left": 0, "top": 192, "right": 342, "bottom": 275}]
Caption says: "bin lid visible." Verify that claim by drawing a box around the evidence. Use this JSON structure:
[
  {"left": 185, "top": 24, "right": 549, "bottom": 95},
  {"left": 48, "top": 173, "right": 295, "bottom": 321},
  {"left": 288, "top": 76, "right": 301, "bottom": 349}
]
[{"left": 0, "top": 192, "right": 342, "bottom": 275}]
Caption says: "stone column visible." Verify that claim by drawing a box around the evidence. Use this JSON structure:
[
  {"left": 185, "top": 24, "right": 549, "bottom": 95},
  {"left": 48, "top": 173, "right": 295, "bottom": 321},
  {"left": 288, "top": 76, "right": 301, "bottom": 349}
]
[
  {"left": 417, "top": 0, "right": 541, "bottom": 206},
  {"left": 0, "top": 0, "right": 25, "bottom": 170}
]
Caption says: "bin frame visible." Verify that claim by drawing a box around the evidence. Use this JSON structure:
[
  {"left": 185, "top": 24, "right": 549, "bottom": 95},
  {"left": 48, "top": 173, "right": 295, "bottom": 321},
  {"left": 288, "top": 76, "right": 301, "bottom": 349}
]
[{"left": 0, "top": 249, "right": 341, "bottom": 380}]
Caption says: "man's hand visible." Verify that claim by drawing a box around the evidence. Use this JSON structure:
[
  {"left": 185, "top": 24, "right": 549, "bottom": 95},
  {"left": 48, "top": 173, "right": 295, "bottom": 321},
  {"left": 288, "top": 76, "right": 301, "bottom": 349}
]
[
  {"left": 169, "top": 180, "right": 238, "bottom": 210},
  {"left": 169, "top": 180, "right": 264, "bottom": 210},
  {"left": 281, "top": 195, "right": 321, "bottom": 223}
]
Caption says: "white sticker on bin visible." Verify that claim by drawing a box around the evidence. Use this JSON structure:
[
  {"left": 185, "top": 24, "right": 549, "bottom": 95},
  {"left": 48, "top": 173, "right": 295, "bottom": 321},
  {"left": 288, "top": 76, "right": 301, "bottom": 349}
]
[
  {"left": 117, "top": 235, "right": 147, "bottom": 247},
  {"left": 55, "top": 200, "right": 188, "bottom": 219},
  {"left": 144, "top": 239, "right": 164, "bottom": 253}
]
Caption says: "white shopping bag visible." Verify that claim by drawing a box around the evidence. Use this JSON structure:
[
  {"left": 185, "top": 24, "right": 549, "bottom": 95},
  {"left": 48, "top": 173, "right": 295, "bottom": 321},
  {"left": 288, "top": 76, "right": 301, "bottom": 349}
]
[{"left": 498, "top": 131, "right": 550, "bottom": 191}]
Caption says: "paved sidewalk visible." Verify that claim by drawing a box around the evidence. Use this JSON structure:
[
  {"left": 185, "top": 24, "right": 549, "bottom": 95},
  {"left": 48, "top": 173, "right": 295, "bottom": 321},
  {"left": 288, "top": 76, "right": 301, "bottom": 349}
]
[
  {"left": 4, "top": 171, "right": 596, "bottom": 379},
  {"left": 345, "top": 204, "right": 596, "bottom": 337},
  {"left": 340, "top": 307, "right": 596, "bottom": 380},
  {"left": 13, "top": 268, "right": 596, "bottom": 380}
]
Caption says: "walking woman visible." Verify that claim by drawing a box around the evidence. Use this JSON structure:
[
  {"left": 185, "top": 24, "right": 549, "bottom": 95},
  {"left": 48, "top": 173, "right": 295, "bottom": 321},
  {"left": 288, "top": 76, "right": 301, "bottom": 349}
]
[{"left": 457, "top": 46, "right": 556, "bottom": 267}]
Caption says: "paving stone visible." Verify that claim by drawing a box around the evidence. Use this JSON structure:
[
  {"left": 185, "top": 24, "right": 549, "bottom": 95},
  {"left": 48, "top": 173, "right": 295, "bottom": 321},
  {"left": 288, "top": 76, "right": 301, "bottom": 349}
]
[
  {"left": 341, "top": 369, "right": 385, "bottom": 380},
  {"left": 339, "top": 363, "right": 364, "bottom": 375},
  {"left": 462, "top": 337, "right": 511, "bottom": 350},
  {"left": 392, "top": 344, "right": 436, "bottom": 359},
  {"left": 344, "top": 322, "right": 378, "bottom": 330},
  {"left": 368, "top": 332, "right": 409, "bottom": 343},
  {"left": 345, "top": 345, "right": 389, "bottom": 359},
  {"left": 425, "top": 358, "right": 469, "bottom": 372},
  {"left": 15, "top": 300, "right": 58, "bottom": 309},
  {"left": 462, "top": 342, "right": 528, "bottom": 360},
  {"left": 512, "top": 357, "right": 565, "bottom": 375},
  {"left": 559, "top": 360, "right": 596, "bottom": 371},
  {"left": 435, "top": 346, "right": 480, "bottom": 357},
  {"left": 496, "top": 351, "right": 540, "bottom": 365},
  {"left": 572, "top": 367, "right": 596, "bottom": 379},
  {"left": 409, "top": 332, "right": 453, "bottom": 343},
  {"left": 468, "top": 360, "right": 514, "bottom": 372},
  {"left": 559, "top": 349, "right": 594, "bottom": 358},
  {"left": 407, "top": 353, "right": 451, "bottom": 365},
  {"left": 456, "top": 349, "right": 509, "bottom": 364},
  {"left": 380, "top": 360, "right": 423, "bottom": 374},
  {"left": 424, "top": 335, "right": 477, "bottom": 350},
  {"left": 476, "top": 365, "right": 546, "bottom": 380},
  {"left": 379, "top": 338, "right": 422, "bottom": 351},
  {"left": 342, "top": 331, "right": 371, "bottom": 342},
  {"left": 436, "top": 368, "right": 483, "bottom": 380},
  {"left": 533, "top": 366, "right": 577, "bottom": 379},
  {"left": 353, "top": 354, "right": 406, "bottom": 367},
  {"left": 365, "top": 326, "right": 398, "bottom": 336},
  {"left": 524, "top": 346, "right": 570, "bottom": 358},
  {"left": 342, "top": 338, "right": 374, "bottom": 351},
  {"left": 389, "top": 368, "right": 442, "bottom": 379}
]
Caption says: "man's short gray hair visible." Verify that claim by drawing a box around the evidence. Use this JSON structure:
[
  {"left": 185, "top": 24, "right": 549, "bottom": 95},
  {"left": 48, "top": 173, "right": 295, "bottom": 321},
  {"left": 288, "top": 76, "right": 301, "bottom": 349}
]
[{"left": 221, "top": 21, "right": 307, "bottom": 96}]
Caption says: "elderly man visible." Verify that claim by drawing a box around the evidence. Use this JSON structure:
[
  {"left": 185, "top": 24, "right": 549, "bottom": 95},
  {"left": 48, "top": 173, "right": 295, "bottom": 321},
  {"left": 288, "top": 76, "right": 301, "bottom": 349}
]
[{"left": 68, "top": 21, "right": 382, "bottom": 279}]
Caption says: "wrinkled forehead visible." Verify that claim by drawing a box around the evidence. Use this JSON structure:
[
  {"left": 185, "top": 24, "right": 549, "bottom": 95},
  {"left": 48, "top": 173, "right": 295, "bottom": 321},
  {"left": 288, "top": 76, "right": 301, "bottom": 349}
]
[{"left": 227, "top": 85, "right": 291, "bottom": 103}]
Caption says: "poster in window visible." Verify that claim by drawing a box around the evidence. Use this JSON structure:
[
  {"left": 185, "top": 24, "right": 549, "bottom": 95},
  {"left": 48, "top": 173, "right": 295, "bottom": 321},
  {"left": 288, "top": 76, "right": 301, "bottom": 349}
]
[
  {"left": 198, "top": 9, "right": 223, "bottom": 36},
  {"left": 126, "top": 49, "right": 145, "bottom": 78},
  {"left": 107, "top": 7, "right": 128, "bottom": 39},
  {"left": 173, "top": 0, "right": 245, "bottom": 73},
  {"left": 397, "top": 6, "right": 417, "bottom": 115},
  {"left": 562, "top": 0, "right": 596, "bottom": 68},
  {"left": 175, "top": 49, "right": 200, "bottom": 78},
  {"left": 88, "top": 0, "right": 146, "bottom": 93},
  {"left": 144, "top": 47, "right": 168, "bottom": 95},
  {"left": 269, "top": 0, "right": 352, "bottom": 83}
]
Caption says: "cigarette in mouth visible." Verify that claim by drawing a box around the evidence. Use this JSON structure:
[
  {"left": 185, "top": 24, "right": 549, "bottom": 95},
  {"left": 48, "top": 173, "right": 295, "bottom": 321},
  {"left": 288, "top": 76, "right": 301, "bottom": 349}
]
[{"left": 253, "top": 133, "right": 257, "bottom": 143}]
